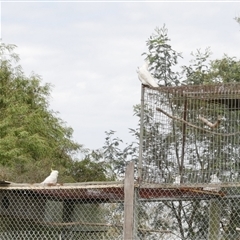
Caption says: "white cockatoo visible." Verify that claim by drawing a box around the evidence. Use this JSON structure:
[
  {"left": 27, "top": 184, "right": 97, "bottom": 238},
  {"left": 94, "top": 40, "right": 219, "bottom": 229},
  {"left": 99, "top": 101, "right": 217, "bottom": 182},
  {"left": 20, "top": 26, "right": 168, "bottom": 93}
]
[
  {"left": 137, "top": 61, "right": 159, "bottom": 87},
  {"left": 41, "top": 170, "right": 59, "bottom": 185},
  {"left": 173, "top": 175, "right": 181, "bottom": 185},
  {"left": 203, "top": 174, "right": 221, "bottom": 192}
]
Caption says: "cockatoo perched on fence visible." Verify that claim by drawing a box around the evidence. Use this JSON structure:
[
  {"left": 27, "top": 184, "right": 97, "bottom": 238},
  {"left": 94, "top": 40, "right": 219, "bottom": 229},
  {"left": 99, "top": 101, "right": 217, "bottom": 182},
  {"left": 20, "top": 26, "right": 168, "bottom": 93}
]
[
  {"left": 137, "top": 61, "right": 159, "bottom": 87},
  {"left": 40, "top": 170, "right": 59, "bottom": 185}
]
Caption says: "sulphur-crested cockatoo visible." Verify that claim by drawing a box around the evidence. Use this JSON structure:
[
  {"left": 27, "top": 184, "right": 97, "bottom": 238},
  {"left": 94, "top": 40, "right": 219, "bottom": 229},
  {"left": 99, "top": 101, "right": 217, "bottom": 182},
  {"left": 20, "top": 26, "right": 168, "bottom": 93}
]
[
  {"left": 137, "top": 61, "right": 159, "bottom": 87},
  {"left": 173, "top": 175, "right": 181, "bottom": 185},
  {"left": 41, "top": 170, "right": 59, "bottom": 185},
  {"left": 203, "top": 174, "right": 221, "bottom": 192}
]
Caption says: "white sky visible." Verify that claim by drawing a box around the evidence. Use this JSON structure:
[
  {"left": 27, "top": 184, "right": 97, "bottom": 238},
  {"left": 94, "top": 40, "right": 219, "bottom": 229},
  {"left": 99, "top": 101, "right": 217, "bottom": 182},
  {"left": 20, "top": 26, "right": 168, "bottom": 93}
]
[{"left": 1, "top": 1, "right": 240, "bottom": 150}]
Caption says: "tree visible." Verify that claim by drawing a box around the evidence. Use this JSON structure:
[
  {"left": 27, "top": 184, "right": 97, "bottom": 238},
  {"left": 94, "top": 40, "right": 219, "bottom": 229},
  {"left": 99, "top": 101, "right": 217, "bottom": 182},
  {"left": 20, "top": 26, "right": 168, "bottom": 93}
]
[
  {"left": 99, "top": 23, "right": 240, "bottom": 239},
  {"left": 143, "top": 25, "right": 182, "bottom": 86},
  {"left": 86, "top": 130, "right": 139, "bottom": 181},
  {"left": 67, "top": 158, "right": 109, "bottom": 182},
  {"left": 0, "top": 43, "right": 108, "bottom": 183},
  {"left": 182, "top": 52, "right": 240, "bottom": 85},
  {"left": 207, "top": 55, "right": 240, "bottom": 83},
  {"left": 141, "top": 25, "right": 240, "bottom": 239}
]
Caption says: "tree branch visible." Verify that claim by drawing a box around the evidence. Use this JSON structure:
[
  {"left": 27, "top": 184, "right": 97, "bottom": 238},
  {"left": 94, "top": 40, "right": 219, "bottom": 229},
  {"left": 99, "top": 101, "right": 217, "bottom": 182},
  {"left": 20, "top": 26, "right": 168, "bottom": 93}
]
[{"left": 156, "top": 107, "right": 238, "bottom": 137}]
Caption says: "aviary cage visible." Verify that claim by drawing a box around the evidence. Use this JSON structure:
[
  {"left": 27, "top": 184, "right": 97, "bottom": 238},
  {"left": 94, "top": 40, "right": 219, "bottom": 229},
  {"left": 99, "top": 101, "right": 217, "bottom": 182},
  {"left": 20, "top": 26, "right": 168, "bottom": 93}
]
[
  {"left": 138, "top": 83, "right": 240, "bottom": 185},
  {"left": 136, "top": 83, "right": 240, "bottom": 240}
]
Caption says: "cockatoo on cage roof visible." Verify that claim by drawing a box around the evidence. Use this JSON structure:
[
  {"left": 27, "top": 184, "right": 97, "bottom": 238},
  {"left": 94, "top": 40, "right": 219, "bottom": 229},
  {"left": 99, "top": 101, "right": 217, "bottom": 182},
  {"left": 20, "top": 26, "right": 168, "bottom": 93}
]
[
  {"left": 137, "top": 61, "right": 159, "bottom": 88},
  {"left": 40, "top": 169, "right": 59, "bottom": 185},
  {"left": 203, "top": 174, "right": 221, "bottom": 192}
]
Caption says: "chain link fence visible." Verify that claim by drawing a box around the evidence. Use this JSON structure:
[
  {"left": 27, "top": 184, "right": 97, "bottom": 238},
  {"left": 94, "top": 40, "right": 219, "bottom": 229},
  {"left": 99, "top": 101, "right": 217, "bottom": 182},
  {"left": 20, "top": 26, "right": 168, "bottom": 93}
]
[
  {"left": 1, "top": 83, "right": 240, "bottom": 239},
  {"left": 0, "top": 183, "right": 125, "bottom": 239},
  {"left": 1, "top": 183, "right": 240, "bottom": 239}
]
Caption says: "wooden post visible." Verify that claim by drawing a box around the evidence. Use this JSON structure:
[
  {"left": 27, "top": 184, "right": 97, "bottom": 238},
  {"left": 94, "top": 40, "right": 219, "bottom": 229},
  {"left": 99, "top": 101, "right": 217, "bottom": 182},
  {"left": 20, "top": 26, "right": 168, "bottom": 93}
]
[
  {"left": 208, "top": 199, "right": 221, "bottom": 240},
  {"left": 123, "top": 161, "right": 135, "bottom": 240}
]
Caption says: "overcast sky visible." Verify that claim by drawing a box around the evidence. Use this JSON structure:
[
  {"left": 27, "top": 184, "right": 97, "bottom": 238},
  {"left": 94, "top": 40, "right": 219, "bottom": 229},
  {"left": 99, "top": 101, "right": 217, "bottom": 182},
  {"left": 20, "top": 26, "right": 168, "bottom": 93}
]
[{"left": 1, "top": 1, "right": 240, "bottom": 151}]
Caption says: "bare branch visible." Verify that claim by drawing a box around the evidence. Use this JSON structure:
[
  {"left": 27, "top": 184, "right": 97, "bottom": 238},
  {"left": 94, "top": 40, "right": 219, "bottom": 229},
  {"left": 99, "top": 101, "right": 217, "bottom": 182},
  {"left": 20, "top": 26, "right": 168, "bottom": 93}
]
[{"left": 199, "top": 115, "right": 221, "bottom": 128}]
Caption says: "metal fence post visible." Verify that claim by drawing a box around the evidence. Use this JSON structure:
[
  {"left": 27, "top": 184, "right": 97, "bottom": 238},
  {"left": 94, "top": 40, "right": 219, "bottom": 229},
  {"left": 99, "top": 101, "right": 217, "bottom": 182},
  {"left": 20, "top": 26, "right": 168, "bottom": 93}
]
[{"left": 138, "top": 84, "right": 145, "bottom": 182}]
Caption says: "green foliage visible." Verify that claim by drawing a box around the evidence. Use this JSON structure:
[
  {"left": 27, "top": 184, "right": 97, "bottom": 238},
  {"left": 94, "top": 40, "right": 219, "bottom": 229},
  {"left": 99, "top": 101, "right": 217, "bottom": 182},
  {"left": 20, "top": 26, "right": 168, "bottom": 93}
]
[
  {"left": 181, "top": 48, "right": 212, "bottom": 85},
  {"left": 79, "top": 130, "right": 139, "bottom": 181},
  {"left": 207, "top": 56, "right": 240, "bottom": 83},
  {"left": 182, "top": 52, "right": 240, "bottom": 85},
  {"left": 98, "top": 23, "right": 240, "bottom": 239},
  {"left": 67, "top": 158, "right": 109, "bottom": 182},
  {"left": 0, "top": 43, "right": 108, "bottom": 183},
  {"left": 102, "top": 130, "right": 138, "bottom": 176},
  {"left": 143, "top": 25, "right": 182, "bottom": 86},
  {"left": 139, "top": 24, "right": 240, "bottom": 239}
]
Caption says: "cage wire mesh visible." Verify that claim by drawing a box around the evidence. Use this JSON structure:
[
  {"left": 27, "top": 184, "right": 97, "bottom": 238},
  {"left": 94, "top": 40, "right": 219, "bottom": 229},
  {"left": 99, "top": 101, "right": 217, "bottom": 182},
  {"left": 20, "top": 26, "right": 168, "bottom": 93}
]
[
  {"left": 0, "top": 183, "right": 124, "bottom": 240},
  {"left": 136, "top": 83, "right": 240, "bottom": 240},
  {"left": 2, "top": 83, "right": 240, "bottom": 240}
]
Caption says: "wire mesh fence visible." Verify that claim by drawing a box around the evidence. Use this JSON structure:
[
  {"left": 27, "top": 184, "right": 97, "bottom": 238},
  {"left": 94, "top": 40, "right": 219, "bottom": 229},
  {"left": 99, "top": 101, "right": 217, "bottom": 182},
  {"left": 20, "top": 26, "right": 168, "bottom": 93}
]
[
  {"left": 1, "top": 83, "right": 240, "bottom": 239},
  {"left": 136, "top": 83, "right": 240, "bottom": 240},
  {"left": 139, "top": 84, "right": 240, "bottom": 185},
  {"left": 134, "top": 184, "right": 240, "bottom": 240},
  {"left": 0, "top": 183, "right": 124, "bottom": 240},
  {"left": 1, "top": 185, "right": 240, "bottom": 239}
]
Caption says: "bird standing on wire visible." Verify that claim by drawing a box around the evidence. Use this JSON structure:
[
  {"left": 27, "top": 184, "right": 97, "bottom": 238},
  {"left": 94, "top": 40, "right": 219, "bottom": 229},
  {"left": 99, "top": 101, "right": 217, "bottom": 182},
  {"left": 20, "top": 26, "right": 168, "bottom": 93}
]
[
  {"left": 40, "top": 169, "right": 59, "bottom": 185},
  {"left": 137, "top": 61, "right": 159, "bottom": 87}
]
